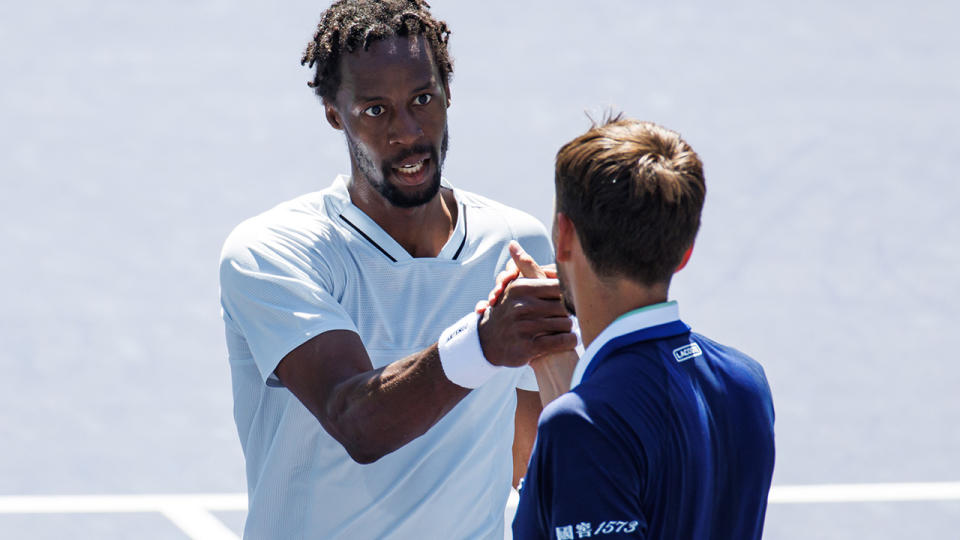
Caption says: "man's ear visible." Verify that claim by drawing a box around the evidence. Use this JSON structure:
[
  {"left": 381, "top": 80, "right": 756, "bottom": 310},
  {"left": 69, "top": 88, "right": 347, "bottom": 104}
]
[
  {"left": 443, "top": 81, "right": 452, "bottom": 108},
  {"left": 324, "top": 99, "right": 344, "bottom": 131},
  {"left": 675, "top": 243, "right": 694, "bottom": 273},
  {"left": 553, "top": 213, "right": 575, "bottom": 263}
]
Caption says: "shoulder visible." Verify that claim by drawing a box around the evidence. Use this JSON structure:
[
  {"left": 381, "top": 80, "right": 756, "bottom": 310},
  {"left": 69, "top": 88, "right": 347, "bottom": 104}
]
[
  {"left": 572, "top": 348, "right": 673, "bottom": 430},
  {"left": 219, "top": 191, "right": 345, "bottom": 279},
  {"left": 691, "top": 333, "right": 774, "bottom": 413},
  {"left": 537, "top": 389, "right": 610, "bottom": 440},
  {"left": 692, "top": 334, "right": 769, "bottom": 386},
  {"left": 455, "top": 187, "right": 552, "bottom": 259},
  {"left": 540, "top": 391, "right": 589, "bottom": 426},
  {"left": 586, "top": 343, "right": 673, "bottom": 396},
  {"left": 456, "top": 189, "right": 549, "bottom": 240},
  {"left": 533, "top": 393, "right": 605, "bottom": 464}
]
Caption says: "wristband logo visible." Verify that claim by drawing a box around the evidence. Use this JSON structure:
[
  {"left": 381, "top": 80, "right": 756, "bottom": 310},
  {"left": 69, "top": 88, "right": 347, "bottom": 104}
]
[
  {"left": 443, "top": 322, "right": 468, "bottom": 344},
  {"left": 672, "top": 342, "right": 703, "bottom": 363}
]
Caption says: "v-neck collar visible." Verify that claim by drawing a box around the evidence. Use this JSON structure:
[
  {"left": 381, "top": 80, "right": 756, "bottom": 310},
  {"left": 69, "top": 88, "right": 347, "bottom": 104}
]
[{"left": 331, "top": 175, "right": 467, "bottom": 262}]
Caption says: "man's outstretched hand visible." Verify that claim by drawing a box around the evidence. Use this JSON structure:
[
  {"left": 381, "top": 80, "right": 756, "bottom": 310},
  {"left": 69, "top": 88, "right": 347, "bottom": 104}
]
[
  {"left": 478, "top": 242, "right": 578, "bottom": 405},
  {"left": 476, "top": 242, "right": 558, "bottom": 315},
  {"left": 476, "top": 242, "right": 574, "bottom": 367}
]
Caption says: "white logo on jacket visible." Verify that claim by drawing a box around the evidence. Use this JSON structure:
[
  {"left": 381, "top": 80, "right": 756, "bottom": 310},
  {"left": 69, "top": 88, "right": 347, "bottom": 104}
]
[{"left": 672, "top": 342, "right": 703, "bottom": 362}]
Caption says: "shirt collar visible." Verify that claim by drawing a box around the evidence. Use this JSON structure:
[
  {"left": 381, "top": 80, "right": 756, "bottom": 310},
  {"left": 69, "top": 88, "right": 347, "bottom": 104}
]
[
  {"left": 570, "top": 301, "right": 685, "bottom": 387},
  {"left": 330, "top": 175, "right": 466, "bottom": 262}
]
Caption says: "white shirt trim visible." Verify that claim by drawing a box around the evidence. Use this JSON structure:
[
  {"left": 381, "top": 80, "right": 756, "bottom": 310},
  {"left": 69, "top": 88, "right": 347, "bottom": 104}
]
[{"left": 570, "top": 301, "right": 681, "bottom": 387}]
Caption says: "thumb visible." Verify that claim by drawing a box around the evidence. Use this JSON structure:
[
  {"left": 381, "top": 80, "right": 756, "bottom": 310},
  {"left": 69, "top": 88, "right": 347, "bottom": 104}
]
[{"left": 508, "top": 241, "right": 546, "bottom": 279}]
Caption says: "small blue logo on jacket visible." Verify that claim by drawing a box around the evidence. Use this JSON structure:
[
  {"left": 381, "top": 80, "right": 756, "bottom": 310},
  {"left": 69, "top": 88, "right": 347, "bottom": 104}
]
[{"left": 672, "top": 342, "right": 703, "bottom": 362}]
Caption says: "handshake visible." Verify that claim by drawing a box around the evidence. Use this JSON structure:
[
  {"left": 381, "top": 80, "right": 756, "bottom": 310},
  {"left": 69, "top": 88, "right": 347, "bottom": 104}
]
[{"left": 475, "top": 240, "right": 580, "bottom": 404}]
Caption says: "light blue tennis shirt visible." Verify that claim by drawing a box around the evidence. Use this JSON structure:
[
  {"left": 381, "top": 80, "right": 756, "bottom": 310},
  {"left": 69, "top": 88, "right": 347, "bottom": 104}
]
[{"left": 219, "top": 176, "right": 549, "bottom": 539}]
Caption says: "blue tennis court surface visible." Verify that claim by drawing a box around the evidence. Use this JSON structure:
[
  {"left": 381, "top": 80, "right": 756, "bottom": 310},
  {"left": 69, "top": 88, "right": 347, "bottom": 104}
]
[{"left": 2, "top": 1, "right": 958, "bottom": 538}]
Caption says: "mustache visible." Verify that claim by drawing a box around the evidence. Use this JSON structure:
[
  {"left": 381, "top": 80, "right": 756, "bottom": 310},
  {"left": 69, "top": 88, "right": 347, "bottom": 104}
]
[{"left": 386, "top": 145, "right": 436, "bottom": 167}]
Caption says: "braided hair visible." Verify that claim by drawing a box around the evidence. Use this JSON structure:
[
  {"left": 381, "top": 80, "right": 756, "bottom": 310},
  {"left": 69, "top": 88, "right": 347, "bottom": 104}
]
[{"left": 301, "top": 0, "right": 453, "bottom": 101}]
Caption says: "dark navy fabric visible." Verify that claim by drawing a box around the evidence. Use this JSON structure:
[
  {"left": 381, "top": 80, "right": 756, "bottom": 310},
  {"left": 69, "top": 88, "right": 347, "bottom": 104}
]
[{"left": 513, "top": 323, "right": 775, "bottom": 540}]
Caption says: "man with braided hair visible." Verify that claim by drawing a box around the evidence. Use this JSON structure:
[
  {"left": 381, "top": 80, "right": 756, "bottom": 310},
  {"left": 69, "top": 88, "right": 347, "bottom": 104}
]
[{"left": 219, "top": 1, "right": 577, "bottom": 538}]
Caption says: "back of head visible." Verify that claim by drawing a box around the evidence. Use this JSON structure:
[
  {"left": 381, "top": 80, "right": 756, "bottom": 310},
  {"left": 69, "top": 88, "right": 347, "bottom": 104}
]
[
  {"left": 301, "top": 0, "right": 453, "bottom": 101},
  {"left": 555, "top": 115, "right": 706, "bottom": 285}
]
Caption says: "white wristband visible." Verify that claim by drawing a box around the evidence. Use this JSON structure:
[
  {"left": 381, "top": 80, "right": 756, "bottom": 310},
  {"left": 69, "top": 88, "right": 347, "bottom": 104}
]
[{"left": 437, "top": 311, "right": 502, "bottom": 389}]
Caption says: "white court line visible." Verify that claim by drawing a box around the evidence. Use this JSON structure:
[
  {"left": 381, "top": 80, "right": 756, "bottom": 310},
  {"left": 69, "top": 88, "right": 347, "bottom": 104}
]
[
  {"left": 769, "top": 482, "right": 960, "bottom": 504},
  {"left": 0, "top": 494, "right": 246, "bottom": 540},
  {"left": 0, "top": 493, "right": 246, "bottom": 513},
  {"left": 160, "top": 505, "right": 241, "bottom": 540},
  {"left": 3, "top": 483, "right": 960, "bottom": 540},
  {"left": 3, "top": 483, "right": 960, "bottom": 512}
]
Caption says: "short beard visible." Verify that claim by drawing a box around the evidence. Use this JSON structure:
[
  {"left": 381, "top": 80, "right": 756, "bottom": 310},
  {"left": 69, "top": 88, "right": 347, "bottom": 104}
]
[
  {"left": 347, "top": 126, "right": 449, "bottom": 209},
  {"left": 556, "top": 263, "right": 576, "bottom": 316}
]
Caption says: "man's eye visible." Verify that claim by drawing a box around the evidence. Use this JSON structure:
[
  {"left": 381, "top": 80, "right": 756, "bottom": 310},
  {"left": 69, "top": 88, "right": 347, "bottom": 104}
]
[
  {"left": 363, "top": 105, "right": 385, "bottom": 117},
  {"left": 414, "top": 94, "right": 432, "bottom": 106}
]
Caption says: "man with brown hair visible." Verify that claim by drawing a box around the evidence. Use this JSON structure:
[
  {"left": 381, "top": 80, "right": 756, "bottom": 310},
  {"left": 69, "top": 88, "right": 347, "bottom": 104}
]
[{"left": 510, "top": 116, "right": 776, "bottom": 539}]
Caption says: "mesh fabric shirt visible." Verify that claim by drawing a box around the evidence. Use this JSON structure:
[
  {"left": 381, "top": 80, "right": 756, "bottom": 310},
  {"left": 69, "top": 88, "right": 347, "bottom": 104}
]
[{"left": 219, "top": 176, "right": 549, "bottom": 539}]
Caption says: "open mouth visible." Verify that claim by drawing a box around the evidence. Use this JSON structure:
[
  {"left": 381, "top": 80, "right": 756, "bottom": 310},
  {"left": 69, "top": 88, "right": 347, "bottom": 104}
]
[
  {"left": 391, "top": 155, "right": 431, "bottom": 185},
  {"left": 396, "top": 159, "right": 425, "bottom": 174}
]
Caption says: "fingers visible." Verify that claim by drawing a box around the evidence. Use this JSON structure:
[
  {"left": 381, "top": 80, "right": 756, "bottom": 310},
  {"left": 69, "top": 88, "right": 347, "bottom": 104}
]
[
  {"left": 504, "top": 277, "right": 564, "bottom": 301},
  {"left": 477, "top": 271, "right": 575, "bottom": 367},
  {"left": 509, "top": 241, "right": 546, "bottom": 279},
  {"left": 475, "top": 299, "right": 489, "bottom": 314},
  {"left": 488, "top": 243, "right": 545, "bottom": 308},
  {"left": 488, "top": 267, "right": 520, "bottom": 307},
  {"left": 507, "top": 298, "right": 572, "bottom": 321},
  {"left": 531, "top": 331, "right": 579, "bottom": 357},
  {"left": 531, "top": 315, "right": 574, "bottom": 335}
]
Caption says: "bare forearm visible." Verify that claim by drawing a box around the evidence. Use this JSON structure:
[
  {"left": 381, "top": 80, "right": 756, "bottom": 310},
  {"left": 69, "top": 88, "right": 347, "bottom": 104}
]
[
  {"left": 530, "top": 351, "right": 578, "bottom": 407},
  {"left": 277, "top": 271, "right": 576, "bottom": 464},
  {"left": 322, "top": 344, "right": 470, "bottom": 463}
]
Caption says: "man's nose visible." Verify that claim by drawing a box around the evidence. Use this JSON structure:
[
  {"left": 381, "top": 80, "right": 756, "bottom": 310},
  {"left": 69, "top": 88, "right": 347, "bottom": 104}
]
[{"left": 388, "top": 107, "right": 423, "bottom": 146}]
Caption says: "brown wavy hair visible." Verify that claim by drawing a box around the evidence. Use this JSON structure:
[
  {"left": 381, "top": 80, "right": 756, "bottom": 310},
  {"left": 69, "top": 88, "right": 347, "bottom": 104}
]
[{"left": 555, "top": 115, "right": 706, "bottom": 285}]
